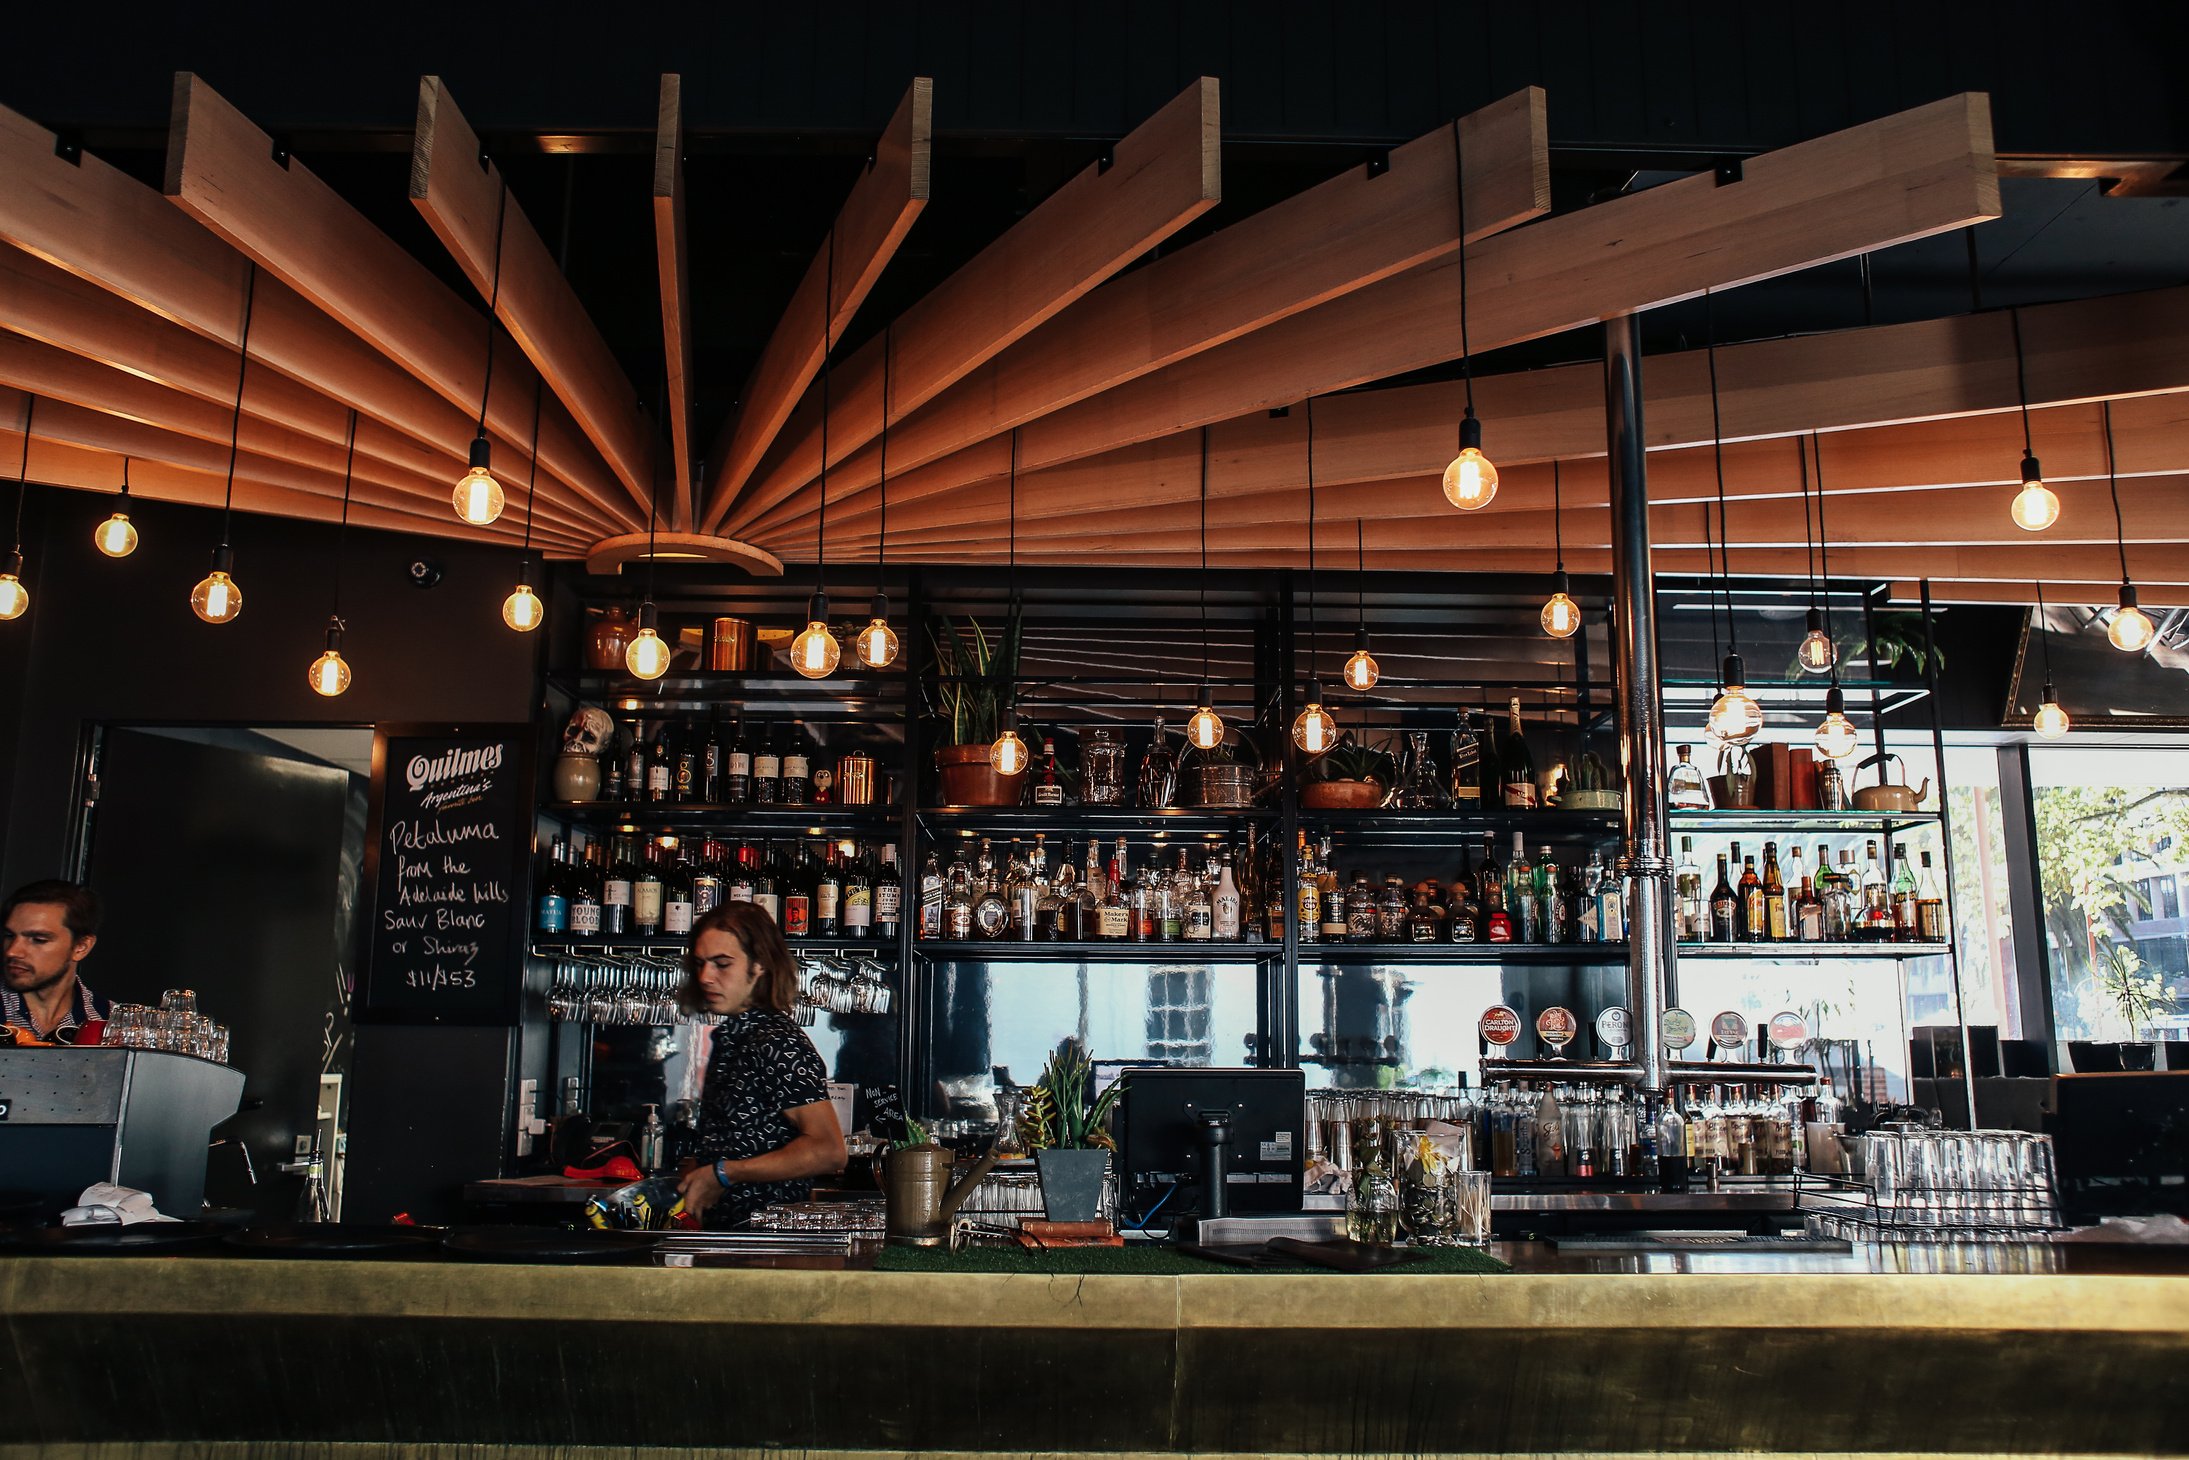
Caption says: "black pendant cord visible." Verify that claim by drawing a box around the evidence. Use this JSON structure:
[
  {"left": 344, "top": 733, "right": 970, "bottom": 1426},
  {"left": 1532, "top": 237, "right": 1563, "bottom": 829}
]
[
  {"left": 1701, "top": 499, "right": 1722, "bottom": 670},
  {"left": 2103, "top": 400, "right": 2131, "bottom": 586},
  {"left": 1550, "top": 459, "right": 1564, "bottom": 572},
  {"left": 1199, "top": 424, "right": 1211, "bottom": 687},
  {"left": 816, "top": 226, "right": 835, "bottom": 598},
  {"left": 219, "top": 264, "right": 260, "bottom": 546},
  {"left": 473, "top": 180, "right": 510, "bottom": 440},
  {"left": 1305, "top": 395, "right": 1319, "bottom": 680},
  {"left": 329, "top": 407, "right": 357, "bottom": 621},
  {"left": 1006, "top": 425, "right": 1018, "bottom": 603},
  {"left": 1704, "top": 287, "right": 1737, "bottom": 655},
  {"left": 1449, "top": 116, "right": 1475, "bottom": 419},
  {"left": 10, "top": 395, "right": 33, "bottom": 555},
  {"left": 2010, "top": 306, "right": 2034, "bottom": 458},
  {"left": 118, "top": 456, "right": 131, "bottom": 508},
  {"left": 1798, "top": 439, "right": 1818, "bottom": 609},
  {"left": 1353, "top": 515, "right": 1366, "bottom": 628},
  {"left": 1812, "top": 432, "right": 1838, "bottom": 682},
  {"left": 2036, "top": 579, "right": 2055, "bottom": 679},
  {"left": 877, "top": 323, "right": 891, "bottom": 585},
  {"left": 520, "top": 374, "right": 543, "bottom": 559}
]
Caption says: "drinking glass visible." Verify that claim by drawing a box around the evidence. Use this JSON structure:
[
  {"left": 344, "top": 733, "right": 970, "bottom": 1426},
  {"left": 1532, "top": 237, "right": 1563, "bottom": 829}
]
[{"left": 1449, "top": 1169, "right": 1493, "bottom": 1248}]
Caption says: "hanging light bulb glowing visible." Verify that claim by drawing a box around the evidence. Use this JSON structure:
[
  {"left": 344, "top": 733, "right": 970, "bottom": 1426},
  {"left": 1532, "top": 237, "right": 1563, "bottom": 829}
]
[
  {"left": 1441, "top": 409, "right": 1498, "bottom": 510},
  {"left": 0, "top": 552, "right": 26, "bottom": 621},
  {"left": 1343, "top": 628, "right": 1380, "bottom": 690},
  {"left": 95, "top": 511, "right": 138, "bottom": 558},
  {"left": 452, "top": 435, "right": 505, "bottom": 527},
  {"left": 2009, "top": 453, "right": 2059, "bottom": 532},
  {"left": 307, "top": 618, "right": 352, "bottom": 697},
  {"left": 1540, "top": 571, "right": 1580, "bottom": 639},
  {"left": 500, "top": 558, "right": 542, "bottom": 632},
  {"left": 190, "top": 545, "right": 243, "bottom": 624},
  {"left": 855, "top": 591, "right": 899, "bottom": 669},
  {"left": 1706, "top": 652, "right": 1764, "bottom": 743},
  {"left": 1186, "top": 689, "right": 1225, "bottom": 752},
  {"left": 1813, "top": 683, "right": 1858, "bottom": 760},
  {"left": 1797, "top": 607, "right": 1836, "bottom": 673},
  {"left": 1292, "top": 680, "right": 1339, "bottom": 754},
  {"left": 789, "top": 589, "right": 840, "bottom": 679},
  {"left": 2108, "top": 583, "right": 2155, "bottom": 652},
  {"left": 625, "top": 601, "right": 671, "bottom": 680},
  {"left": 2033, "top": 678, "right": 2070, "bottom": 739},
  {"left": 989, "top": 715, "right": 1028, "bottom": 775}
]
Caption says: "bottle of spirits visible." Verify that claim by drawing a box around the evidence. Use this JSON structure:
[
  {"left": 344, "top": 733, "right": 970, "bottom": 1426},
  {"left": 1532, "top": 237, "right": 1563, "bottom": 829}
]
[
  {"left": 663, "top": 851, "right": 696, "bottom": 937},
  {"left": 751, "top": 726, "right": 781, "bottom": 805},
  {"left": 1656, "top": 1098, "right": 1690, "bottom": 1192},
  {"left": 1099, "top": 838, "right": 1132, "bottom": 940},
  {"left": 1407, "top": 887, "right": 1439, "bottom": 943},
  {"left": 944, "top": 861, "right": 976, "bottom": 940},
  {"left": 1131, "top": 854, "right": 1159, "bottom": 942},
  {"left": 1709, "top": 854, "right": 1738, "bottom": 943},
  {"left": 1512, "top": 833, "right": 1539, "bottom": 943},
  {"left": 1212, "top": 850, "right": 1242, "bottom": 940},
  {"left": 1534, "top": 846, "right": 1564, "bottom": 944},
  {"left": 1376, "top": 874, "right": 1408, "bottom": 942},
  {"left": 1344, "top": 873, "right": 1378, "bottom": 943},
  {"left": 569, "top": 841, "right": 603, "bottom": 936},
  {"left": 973, "top": 858, "right": 1010, "bottom": 939},
  {"left": 725, "top": 713, "right": 752, "bottom": 805},
  {"left": 1762, "top": 841, "right": 1787, "bottom": 942},
  {"left": 1597, "top": 856, "right": 1626, "bottom": 943},
  {"left": 1739, "top": 854, "right": 1764, "bottom": 941},
  {"left": 1479, "top": 834, "right": 1507, "bottom": 943},
  {"left": 1886, "top": 842, "right": 1918, "bottom": 941},
  {"left": 1500, "top": 697, "right": 1536, "bottom": 809},
  {"left": 1081, "top": 838, "right": 1107, "bottom": 910},
  {"left": 1033, "top": 738, "right": 1065, "bottom": 806},
  {"left": 1294, "top": 834, "right": 1322, "bottom": 945},
  {"left": 1137, "top": 717, "right": 1178, "bottom": 809},
  {"left": 1184, "top": 859, "right": 1214, "bottom": 941},
  {"left": 535, "top": 837, "right": 571, "bottom": 934},
  {"left": 1155, "top": 848, "right": 1185, "bottom": 942},
  {"left": 1796, "top": 874, "right": 1825, "bottom": 942},
  {"left": 1675, "top": 837, "right": 1703, "bottom": 941},
  {"left": 633, "top": 842, "right": 665, "bottom": 936},
  {"left": 1859, "top": 840, "right": 1893, "bottom": 940},
  {"left": 1916, "top": 850, "right": 1948, "bottom": 942},
  {"left": 1667, "top": 744, "right": 1711, "bottom": 810},
  {"left": 779, "top": 726, "right": 811, "bottom": 806},
  {"left": 1450, "top": 709, "right": 1485, "bottom": 808}
]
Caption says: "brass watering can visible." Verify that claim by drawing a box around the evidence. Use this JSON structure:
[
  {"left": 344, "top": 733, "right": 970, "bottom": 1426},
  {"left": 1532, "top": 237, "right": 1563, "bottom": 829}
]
[{"left": 882, "top": 1143, "right": 1001, "bottom": 1246}]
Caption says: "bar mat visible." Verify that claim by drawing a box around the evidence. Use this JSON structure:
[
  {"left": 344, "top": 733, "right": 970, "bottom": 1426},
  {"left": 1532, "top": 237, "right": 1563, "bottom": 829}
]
[{"left": 875, "top": 1242, "right": 1507, "bottom": 1275}]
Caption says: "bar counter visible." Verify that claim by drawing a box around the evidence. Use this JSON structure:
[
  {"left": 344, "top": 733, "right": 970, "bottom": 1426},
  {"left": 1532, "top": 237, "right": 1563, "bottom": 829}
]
[{"left": 4, "top": 1243, "right": 2185, "bottom": 1457}]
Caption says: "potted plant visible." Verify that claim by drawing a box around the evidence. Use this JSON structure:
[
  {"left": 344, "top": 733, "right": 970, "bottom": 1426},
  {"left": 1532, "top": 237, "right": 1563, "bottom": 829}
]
[
  {"left": 2093, "top": 945, "right": 2172, "bottom": 1071},
  {"left": 927, "top": 611, "right": 1026, "bottom": 806},
  {"left": 1299, "top": 734, "right": 1394, "bottom": 810},
  {"left": 1019, "top": 1038, "right": 1121, "bottom": 1223},
  {"left": 1562, "top": 750, "right": 1623, "bottom": 811}
]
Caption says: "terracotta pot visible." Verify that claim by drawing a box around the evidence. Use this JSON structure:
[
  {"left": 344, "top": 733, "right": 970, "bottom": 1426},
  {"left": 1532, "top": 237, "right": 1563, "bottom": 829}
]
[
  {"left": 1300, "top": 777, "right": 1385, "bottom": 810},
  {"left": 586, "top": 605, "right": 634, "bottom": 670},
  {"left": 935, "top": 742, "right": 1029, "bottom": 807}
]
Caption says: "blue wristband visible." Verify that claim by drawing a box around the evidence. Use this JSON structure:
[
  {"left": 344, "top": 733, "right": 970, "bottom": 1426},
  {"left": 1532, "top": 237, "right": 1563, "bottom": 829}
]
[{"left": 714, "top": 1158, "right": 732, "bottom": 1186}]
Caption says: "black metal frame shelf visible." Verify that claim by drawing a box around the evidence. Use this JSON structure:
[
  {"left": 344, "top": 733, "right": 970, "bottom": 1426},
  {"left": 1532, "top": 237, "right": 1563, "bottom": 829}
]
[
  {"left": 1301, "top": 942, "right": 1631, "bottom": 966},
  {"left": 916, "top": 805, "right": 1278, "bottom": 835},
  {"left": 1298, "top": 808, "right": 1622, "bottom": 841},
  {"left": 541, "top": 801, "right": 902, "bottom": 830},
  {"left": 911, "top": 940, "right": 1277, "bottom": 963},
  {"left": 1670, "top": 809, "right": 1940, "bottom": 837},
  {"left": 1676, "top": 941, "right": 1950, "bottom": 961},
  {"left": 532, "top": 936, "right": 901, "bottom": 958}
]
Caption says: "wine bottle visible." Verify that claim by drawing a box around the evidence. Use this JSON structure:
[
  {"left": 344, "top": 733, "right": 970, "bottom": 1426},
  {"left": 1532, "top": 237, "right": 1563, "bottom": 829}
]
[
  {"left": 779, "top": 724, "right": 811, "bottom": 806},
  {"left": 752, "top": 727, "right": 781, "bottom": 805},
  {"left": 724, "top": 712, "right": 752, "bottom": 805},
  {"left": 1500, "top": 697, "right": 1536, "bottom": 809}
]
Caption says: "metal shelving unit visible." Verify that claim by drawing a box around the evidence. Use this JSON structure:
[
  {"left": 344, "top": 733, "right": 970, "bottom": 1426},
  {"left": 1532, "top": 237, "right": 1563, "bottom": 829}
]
[{"left": 1676, "top": 941, "right": 1950, "bottom": 961}]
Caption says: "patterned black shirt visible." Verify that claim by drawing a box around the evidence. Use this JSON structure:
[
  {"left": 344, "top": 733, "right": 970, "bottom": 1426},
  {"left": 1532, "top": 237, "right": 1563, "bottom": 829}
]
[
  {"left": 1, "top": 979, "right": 111, "bottom": 1043},
  {"left": 695, "top": 1007, "right": 830, "bottom": 1229}
]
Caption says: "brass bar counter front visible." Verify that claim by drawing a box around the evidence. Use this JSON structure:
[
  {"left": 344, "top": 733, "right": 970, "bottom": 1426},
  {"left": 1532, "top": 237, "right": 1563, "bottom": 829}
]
[{"left": 3, "top": 1251, "right": 2186, "bottom": 1458}]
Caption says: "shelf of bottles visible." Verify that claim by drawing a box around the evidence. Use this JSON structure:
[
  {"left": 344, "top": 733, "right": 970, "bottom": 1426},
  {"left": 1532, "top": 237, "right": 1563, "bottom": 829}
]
[{"left": 545, "top": 669, "right": 909, "bottom": 717}]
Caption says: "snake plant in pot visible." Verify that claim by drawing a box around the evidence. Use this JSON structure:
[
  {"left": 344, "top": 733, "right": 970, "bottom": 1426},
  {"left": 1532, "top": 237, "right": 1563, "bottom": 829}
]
[
  {"left": 1020, "top": 1038, "right": 1121, "bottom": 1223},
  {"left": 927, "top": 609, "right": 1026, "bottom": 806},
  {"left": 1298, "top": 733, "right": 1395, "bottom": 810}
]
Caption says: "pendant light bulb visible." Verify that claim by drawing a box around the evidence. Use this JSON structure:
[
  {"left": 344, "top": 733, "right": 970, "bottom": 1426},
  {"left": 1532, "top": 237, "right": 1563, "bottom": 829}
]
[
  {"left": 1706, "top": 653, "right": 1764, "bottom": 743},
  {"left": 2108, "top": 584, "right": 2155, "bottom": 653},
  {"left": 1540, "top": 571, "right": 1580, "bottom": 639},
  {"left": 307, "top": 618, "right": 352, "bottom": 698},
  {"left": 95, "top": 512, "right": 138, "bottom": 559},
  {"left": 625, "top": 601, "right": 671, "bottom": 680},
  {"left": 1797, "top": 607, "right": 1836, "bottom": 674},
  {"left": 453, "top": 436, "right": 505, "bottom": 527},
  {"left": 989, "top": 712, "right": 1028, "bottom": 776},
  {"left": 1186, "top": 690, "right": 1226, "bottom": 752},
  {"left": 0, "top": 552, "right": 26, "bottom": 621},
  {"left": 855, "top": 591, "right": 899, "bottom": 669},
  {"left": 2009, "top": 454, "right": 2059, "bottom": 532},
  {"left": 1441, "top": 409, "right": 1498, "bottom": 511},
  {"left": 1812, "top": 684, "right": 1858, "bottom": 761},
  {"left": 501, "top": 584, "right": 542, "bottom": 633},
  {"left": 1292, "top": 680, "right": 1339, "bottom": 755},
  {"left": 2033, "top": 677, "right": 2070, "bottom": 739},
  {"left": 190, "top": 545, "right": 243, "bottom": 624},
  {"left": 790, "top": 589, "right": 840, "bottom": 679},
  {"left": 1342, "top": 625, "right": 1380, "bottom": 691}
]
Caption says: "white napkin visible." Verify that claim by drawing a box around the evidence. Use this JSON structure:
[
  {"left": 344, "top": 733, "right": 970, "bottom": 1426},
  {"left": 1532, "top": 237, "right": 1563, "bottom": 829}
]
[{"left": 61, "top": 1183, "right": 179, "bottom": 1226}]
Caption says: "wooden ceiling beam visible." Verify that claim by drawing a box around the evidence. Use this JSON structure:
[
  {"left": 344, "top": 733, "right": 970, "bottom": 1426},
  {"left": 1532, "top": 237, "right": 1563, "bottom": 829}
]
[
  {"left": 163, "top": 73, "right": 648, "bottom": 526},
  {"left": 410, "top": 76, "right": 656, "bottom": 516},
  {"left": 1887, "top": 581, "right": 2187, "bottom": 608},
  {"left": 735, "top": 87, "right": 1550, "bottom": 540},
  {"left": 708, "top": 76, "right": 1222, "bottom": 535},
  {"left": 697, "top": 77, "right": 932, "bottom": 530},
  {"left": 652, "top": 75, "right": 697, "bottom": 531}
]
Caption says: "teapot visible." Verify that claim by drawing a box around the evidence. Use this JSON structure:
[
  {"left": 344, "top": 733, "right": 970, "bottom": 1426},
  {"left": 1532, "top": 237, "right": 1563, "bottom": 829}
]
[
  {"left": 882, "top": 1142, "right": 1001, "bottom": 1247},
  {"left": 1850, "top": 752, "right": 1930, "bottom": 812}
]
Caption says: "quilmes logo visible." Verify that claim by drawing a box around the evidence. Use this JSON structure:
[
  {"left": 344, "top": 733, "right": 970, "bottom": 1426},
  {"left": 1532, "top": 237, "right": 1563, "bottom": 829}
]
[{"left": 406, "top": 744, "right": 505, "bottom": 792}]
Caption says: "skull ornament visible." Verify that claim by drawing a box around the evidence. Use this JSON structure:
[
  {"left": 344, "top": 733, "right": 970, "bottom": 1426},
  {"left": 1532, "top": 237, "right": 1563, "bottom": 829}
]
[{"left": 562, "top": 705, "right": 614, "bottom": 756}]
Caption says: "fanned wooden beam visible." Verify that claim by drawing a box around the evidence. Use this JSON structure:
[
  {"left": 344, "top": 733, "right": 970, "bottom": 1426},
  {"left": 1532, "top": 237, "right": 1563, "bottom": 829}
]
[
  {"left": 708, "top": 75, "right": 1220, "bottom": 535},
  {"left": 697, "top": 77, "right": 931, "bottom": 532},
  {"left": 800, "top": 92, "right": 1999, "bottom": 515},
  {"left": 163, "top": 73, "right": 648, "bottom": 526},
  {"left": 738, "top": 87, "right": 1550, "bottom": 542},
  {"left": 0, "top": 101, "right": 637, "bottom": 536},
  {"left": 410, "top": 76, "right": 654, "bottom": 513},
  {"left": 653, "top": 74, "right": 697, "bottom": 530}
]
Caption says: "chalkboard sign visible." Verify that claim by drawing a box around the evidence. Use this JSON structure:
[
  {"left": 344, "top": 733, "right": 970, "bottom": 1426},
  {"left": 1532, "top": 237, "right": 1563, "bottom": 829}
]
[{"left": 360, "top": 725, "right": 531, "bottom": 1025}]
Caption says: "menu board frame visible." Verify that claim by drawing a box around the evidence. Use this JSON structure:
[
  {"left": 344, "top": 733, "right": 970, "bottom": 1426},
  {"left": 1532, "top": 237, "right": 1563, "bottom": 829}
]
[{"left": 358, "top": 723, "right": 534, "bottom": 1026}]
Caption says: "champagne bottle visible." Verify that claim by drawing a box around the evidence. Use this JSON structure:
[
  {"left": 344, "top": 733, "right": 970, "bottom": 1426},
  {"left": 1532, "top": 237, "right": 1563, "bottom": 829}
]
[{"left": 1500, "top": 697, "right": 1536, "bottom": 809}]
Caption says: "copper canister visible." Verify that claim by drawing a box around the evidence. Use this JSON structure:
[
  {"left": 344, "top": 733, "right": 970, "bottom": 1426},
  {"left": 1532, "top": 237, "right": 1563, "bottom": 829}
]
[
  {"left": 837, "top": 752, "right": 878, "bottom": 805},
  {"left": 707, "top": 616, "right": 753, "bottom": 671}
]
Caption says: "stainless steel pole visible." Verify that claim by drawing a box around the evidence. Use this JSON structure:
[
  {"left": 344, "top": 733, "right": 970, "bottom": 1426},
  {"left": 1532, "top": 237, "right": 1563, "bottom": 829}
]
[{"left": 1606, "top": 312, "right": 1672, "bottom": 1098}]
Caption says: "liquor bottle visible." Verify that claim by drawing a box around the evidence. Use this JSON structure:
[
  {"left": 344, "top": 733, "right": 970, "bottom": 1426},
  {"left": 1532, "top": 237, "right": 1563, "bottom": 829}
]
[
  {"left": 725, "top": 713, "right": 752, "bottom": 805},
  {"left": 974, "top": 857, "right": 1011, "bottom": 941},
  {"left": 916, "top": 852, "right": 943, "bottom": 939},
  {"left": 1317, "top": 838, "right": 1346, "bottom": 944},
  {"left": 691, "top": 839, "right": 724, "bottom": 916},
  {"left": 701, "top": 714, "right": 724, "bottom": 802},
  {"left": 536, "top": 837, "right": 571, "bottom": 934},
  {"left": 674, "top": 728, "right": 697, "bottom": 804},
  {"left": 1534, "top": 846, "right": 1563, "bottom": 944},
  {"left": 569, "top": 841, "right": 603, "bottom": 936},
  {"left": 1513, "top": 833, "right": 1540, "bottom": 943},
  {"left": 1294, "top": 834, "right": 1322, "bottom": 945},
  {"left": 752, "top": 842, "right": 781, "bottom": 925},
  {"left": 1831, "top": 849, "right": 1859, "bottom": 939},
  {"left": 1667, "top": 744, "right": 1710, "bottom": 811},
  {"left": 1449, "top": 709, "right": 1485, "bottom": 809},
  {"left": 815, "top": 842, "right": 842, "bottom": 938},
  {"left": 1675, "top": 837, "right": 1703, "bottom": 941},
  {"left": 1787, "top": 845, "right": 1809, "bottom": 924},
  {"left": 1344, "top": 873, "right": 1377, "bottom": 943},
  {"left": 1598, "top": 855, "right": 1626, "bottom": 943},
  {"left": 1033, "top": 738, "right": 1065, "bottom": 806},
  {"left": 1709, "top": 854, "right": 1738, "bottom": 943},
  {"left": 1375, "top": 875, "right": 1407, "bottom": 942},
  {"left": 1889, "top": 842, "right": 1920, "bottom": 941},
  {"left": 647, "top": 724, "right": 674, "bottom": 804},
  {"left": 1796, "top": 874, "right": 1824, "bottom": 942},
  {"left": 1762, "top": 842, "right": 1787, "bottom": 942},
  {"left": 1916, "top": 851, "right": 1948, "bottom": 943},
  {"left": 1447, "top": 846, "right": 1480, "bottom": 943},
  {"left": 751, "top": 727, "right": 781, "bottom": 805},
  {"left": 1859, "top": 840, "right": 1893, "bottom": 940},
  {"left": 1478, "top": 834, "right": 1506, "bottom": 943},
  {"left": 1131, "top": 856, "right": 1158, "bottom": 942},
  {"left": 663, "top": 851, "right": 695, "bottom": 937},
  {"left": 1098, "top": 838, "right": 1132, "bottom": 940},
  {"left": 602, "top": 835, "right": 635, "bottom": 936},
  {"left": 944, "top": 862, "right": 976, "bottom": 940},
  {"left": 779, "top": 726, "right": 811, "bottom": 806},
  {"left": 1500, "top": 697, "right": 1536, "bottom": 809},
  {"left": 1739, "top": 854, "right": 1764, "bottom": 941},
  {"left": 1656, "top": 1098, "right": 1690, "bottom": 1192},
  {"left": 633, "top": 842, "right": 665, "bottom": 936},
  {"left": 1212, "top": 850, "right": 1243, "bottom": 941},
  {"left": 874, "top": 844, "right": 902, "bottom": 940},
  {"left": 1137, "top": 717, "right": 1178, "bottom": 809},
  {"left": 1184, "top": 858, "right": 1214, "bottom": 941},
  {"left": 623, "top": 723, "right": 647, "bottom": 805},
  {"left": 1407, "top": 887, "right": 1439, "bottom": 943}
]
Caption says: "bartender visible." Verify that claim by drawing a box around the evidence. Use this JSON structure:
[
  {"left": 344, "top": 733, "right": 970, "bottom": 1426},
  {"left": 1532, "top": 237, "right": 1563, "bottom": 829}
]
[
  {"left": 673, "top": 902, "right": 846, "bottom": 1227},
  {"left": 2, "top": 880, "right": 111, "bottom": 1044}
]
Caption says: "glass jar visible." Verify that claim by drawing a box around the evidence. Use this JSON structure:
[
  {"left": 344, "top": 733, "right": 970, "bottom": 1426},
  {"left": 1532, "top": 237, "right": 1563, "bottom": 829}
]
[
  {"left": 1668, "top": 743, "right": 1711, "bottom": 810},
  {"left": 1081, "top": 728, "right": 1125, "bottom": 806},
  {"left": 1347, "top": 1145, "right": 1400, "bottom": 1246}
]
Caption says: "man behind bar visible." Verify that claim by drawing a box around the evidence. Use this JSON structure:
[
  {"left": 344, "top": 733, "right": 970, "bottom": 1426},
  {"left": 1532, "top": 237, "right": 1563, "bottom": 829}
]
[{"left": 2, "top": 880, "right": 111, "bottom": 1044}]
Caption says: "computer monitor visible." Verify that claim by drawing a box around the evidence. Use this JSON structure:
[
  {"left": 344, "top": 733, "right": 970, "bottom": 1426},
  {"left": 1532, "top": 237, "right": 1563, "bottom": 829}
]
[{"left": 1117, "top": 1067, "right": 1305, "bottom": 1223}]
